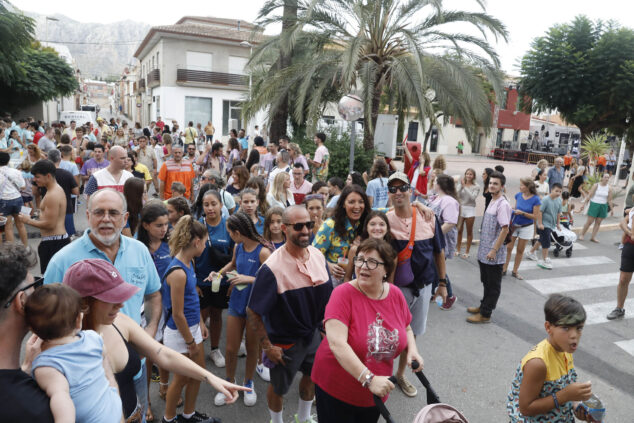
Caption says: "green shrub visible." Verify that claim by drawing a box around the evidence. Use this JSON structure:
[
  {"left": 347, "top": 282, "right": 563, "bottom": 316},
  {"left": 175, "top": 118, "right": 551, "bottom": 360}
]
[{"left": 292, "top": 126, "right": 375, "bottom": 180}]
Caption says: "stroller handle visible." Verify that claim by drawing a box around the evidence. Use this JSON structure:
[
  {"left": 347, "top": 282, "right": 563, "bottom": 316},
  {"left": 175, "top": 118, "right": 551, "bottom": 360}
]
[{"left": 373, "top": 376, "right": 398, "bottom": 423}]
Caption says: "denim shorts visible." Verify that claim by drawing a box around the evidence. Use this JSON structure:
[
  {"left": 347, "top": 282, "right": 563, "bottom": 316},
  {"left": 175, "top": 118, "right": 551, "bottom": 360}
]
[{"left": 0, "top": 197, "right": 23, "bottom": 215}]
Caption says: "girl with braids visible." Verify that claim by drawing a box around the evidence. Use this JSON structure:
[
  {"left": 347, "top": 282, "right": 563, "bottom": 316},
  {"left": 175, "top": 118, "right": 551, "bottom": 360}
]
[
  {"left": 136, "top": 202, "right": 175, "bottom": 418},
  {"left": 195, "top": 190, "right": 234, "bottom": 369},
  {"left": 208, "top": 211, "right": 273, "bottom": 407},
  {"left": 245, "top": 176, "right": 269, "bottom": 217},
  {"left": 162, "top": 215, "right": 214, "bottom": 422},
  {"left": 237, "top": 188, "right": 265, "bottom": 235},
  {"left": 263, "top": 206, "right": 286, "bottom": 248}
]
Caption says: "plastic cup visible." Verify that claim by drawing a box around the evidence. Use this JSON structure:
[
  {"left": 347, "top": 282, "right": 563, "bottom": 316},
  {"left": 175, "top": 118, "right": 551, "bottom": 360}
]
[{"left": 211, "top": 273, "right": 222, "bottom": 293}]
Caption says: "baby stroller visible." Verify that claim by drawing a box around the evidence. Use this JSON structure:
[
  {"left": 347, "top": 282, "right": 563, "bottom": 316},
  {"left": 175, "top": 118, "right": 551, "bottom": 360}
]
[
  {"left": 551, "top": 227, "right": 576, "bottom": 258},
  {"left": 374, "top": 361, "right": 469, "bottom": 423}
]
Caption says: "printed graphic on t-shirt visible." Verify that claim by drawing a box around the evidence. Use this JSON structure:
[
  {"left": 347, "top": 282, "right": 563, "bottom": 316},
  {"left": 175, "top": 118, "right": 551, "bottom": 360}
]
[{"left": 366, "top": 313, "right": 399, "bottom": 362}]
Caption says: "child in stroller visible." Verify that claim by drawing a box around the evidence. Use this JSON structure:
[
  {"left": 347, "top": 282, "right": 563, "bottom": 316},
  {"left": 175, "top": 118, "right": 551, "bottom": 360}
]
[{"left": 554, "top": 191, "right": 576, "bottom": 258}]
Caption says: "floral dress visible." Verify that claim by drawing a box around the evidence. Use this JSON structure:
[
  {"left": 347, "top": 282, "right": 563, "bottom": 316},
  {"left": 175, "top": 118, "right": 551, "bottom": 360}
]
[
  {"left": 507, "top": 339, "right": 577, "bottom": 422},
  {"left": 312, "top": 217, "right": 359, "bottom": 264}
]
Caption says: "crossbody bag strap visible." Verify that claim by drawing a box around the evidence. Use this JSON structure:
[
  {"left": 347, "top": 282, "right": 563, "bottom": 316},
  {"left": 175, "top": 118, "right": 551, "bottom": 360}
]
[{"left": 397, "top": 206, "right": 417, "bottom": 261}]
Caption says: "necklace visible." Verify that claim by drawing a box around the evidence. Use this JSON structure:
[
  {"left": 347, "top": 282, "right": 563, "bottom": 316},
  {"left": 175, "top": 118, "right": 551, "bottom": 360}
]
[{"left": 356, "top": 280, "right": 385, "bottom": 300}]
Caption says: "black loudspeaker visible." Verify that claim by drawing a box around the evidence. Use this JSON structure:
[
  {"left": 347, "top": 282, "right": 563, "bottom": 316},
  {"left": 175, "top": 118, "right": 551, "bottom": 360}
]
[
  {"left": 407, "top": 121, "right": 419, "bottom": 141},
  {"left": 520, "top": 143, "right": 527, "bottom": 152}
]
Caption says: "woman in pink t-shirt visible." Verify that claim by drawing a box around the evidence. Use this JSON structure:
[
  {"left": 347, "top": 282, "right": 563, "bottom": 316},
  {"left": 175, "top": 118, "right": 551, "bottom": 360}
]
[{"left": 311, "top": 238, "right": 423, "bottom": 422}]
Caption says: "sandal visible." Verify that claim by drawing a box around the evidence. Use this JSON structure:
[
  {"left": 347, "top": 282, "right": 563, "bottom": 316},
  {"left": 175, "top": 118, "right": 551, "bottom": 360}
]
[
  {"left": 461, "top": 253, "right": 469, "bottom": 259},
  {"left": 502, "top": 270, "right": 507, "bottom": 276},
  {"left": 146, "top": 404, "right": 154, "bottom": 422},
  {"left": 511, "top": 272, "right": 524, "bottom": 280}
]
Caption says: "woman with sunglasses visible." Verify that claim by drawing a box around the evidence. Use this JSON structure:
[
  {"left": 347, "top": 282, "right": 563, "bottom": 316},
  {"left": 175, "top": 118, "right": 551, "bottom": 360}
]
[
  {"left": 313, "top": 185, "right": 370, "bottom": 285},
  {"left": 311, "top": 238, "right": 423, "bottom": 422}
]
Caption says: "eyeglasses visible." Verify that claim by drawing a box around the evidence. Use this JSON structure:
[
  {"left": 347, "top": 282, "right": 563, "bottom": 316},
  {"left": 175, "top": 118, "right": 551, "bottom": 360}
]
[
  {"left": 285, "top": 221, "right": 315, "bottom": 231},
  {"left": 4, "top": 277, "right": 43, "bottom": 309},
  {"left": 388, "top": 185, "right": 410, "bottom": 194},
  {"left": 90, "top": 209, "right": 124, "bottom": 219},
  {"left": 353, "top": 256, "right": 385, "bottom": 270}
]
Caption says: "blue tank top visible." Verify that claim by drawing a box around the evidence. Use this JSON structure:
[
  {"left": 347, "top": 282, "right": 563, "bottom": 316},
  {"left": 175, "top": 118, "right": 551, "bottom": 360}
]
[
  {"left": 273, "top": 240, "right": 285, "bottom": 249},
  {"left": 195, "top": 217, "right": 234, "bottom": 286},
  {"left": 151, "top": 242, "right": 172, "bottom": 279},
  {"left": 229, "top": 243, "right": 264, "bottom": 314},
  {"left": 162, "top": 257, "right": 201, "bottom": 330}
]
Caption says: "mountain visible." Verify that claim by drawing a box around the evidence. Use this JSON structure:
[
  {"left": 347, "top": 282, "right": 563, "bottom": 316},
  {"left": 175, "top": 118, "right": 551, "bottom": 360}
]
[{"left": 28, "top": 12, "right": 150, "bottom": 79}]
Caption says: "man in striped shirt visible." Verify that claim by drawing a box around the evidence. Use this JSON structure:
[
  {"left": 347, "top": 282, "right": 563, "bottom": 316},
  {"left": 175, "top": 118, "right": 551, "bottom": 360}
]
[
  {"left": 158, "top": 144, "right": 195, "bottom": 201},
  {"left": 84, "top": 146, "right": 133, "bottom": 198}
]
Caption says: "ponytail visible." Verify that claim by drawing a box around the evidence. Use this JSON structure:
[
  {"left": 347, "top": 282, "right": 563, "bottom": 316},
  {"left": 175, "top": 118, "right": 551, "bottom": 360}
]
[{"left": 168, "top": 215, "right": 206, "bottom": 255}]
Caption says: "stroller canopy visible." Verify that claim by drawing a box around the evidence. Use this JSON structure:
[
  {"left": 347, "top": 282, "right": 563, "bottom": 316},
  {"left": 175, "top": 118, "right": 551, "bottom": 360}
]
[{"left": 412, "top": 403, "right": 469, "bottom": 423}]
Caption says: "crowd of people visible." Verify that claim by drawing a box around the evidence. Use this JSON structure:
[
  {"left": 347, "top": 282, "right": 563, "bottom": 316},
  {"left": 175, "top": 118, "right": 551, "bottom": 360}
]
[{"left": 0, "top": 112, "right": 628, "bottom": 423}]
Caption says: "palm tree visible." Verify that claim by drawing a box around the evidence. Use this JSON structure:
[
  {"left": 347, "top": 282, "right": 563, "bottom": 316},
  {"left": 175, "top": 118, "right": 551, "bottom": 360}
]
[
  {"left": 581, "top": 134, "right": 610, "bottom": 164},
  {"left": 245, "top": 0, "right": 508, "bottom": 150}
]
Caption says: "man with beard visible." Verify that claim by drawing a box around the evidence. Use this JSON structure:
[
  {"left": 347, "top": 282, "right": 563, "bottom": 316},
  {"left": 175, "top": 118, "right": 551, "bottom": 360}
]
[
  {"left": 247, "top": 205, "right": 333, "bottom": 423},
  {"left": 43, "top": 188, "right": 162, "bottom": 419}
]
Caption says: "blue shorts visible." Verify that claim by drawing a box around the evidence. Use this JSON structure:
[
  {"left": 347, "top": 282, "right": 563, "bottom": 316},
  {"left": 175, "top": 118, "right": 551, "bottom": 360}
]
[
  {"left": 228, "top": 307, "right": 246, "bottom": 318},
  {"left": 0, "top": 197, "right": 23, "bottom": 215},
  {"left": 537, "top": 227, "right": 552, "bottom": 249}
]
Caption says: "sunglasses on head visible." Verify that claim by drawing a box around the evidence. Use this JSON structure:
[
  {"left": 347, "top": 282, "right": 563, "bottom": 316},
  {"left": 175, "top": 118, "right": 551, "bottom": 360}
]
[
  {"left": 388, "top": 184, "right": 410, "bottom": 193},
  {"left": 285, "top": 221, "right": 315, "bottom": 231}
]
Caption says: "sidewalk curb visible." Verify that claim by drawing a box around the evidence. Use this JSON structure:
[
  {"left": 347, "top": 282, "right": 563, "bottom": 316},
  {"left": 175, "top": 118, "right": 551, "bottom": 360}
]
[{"left": 468, "top": 223, "right": 620, "bottom": 245}]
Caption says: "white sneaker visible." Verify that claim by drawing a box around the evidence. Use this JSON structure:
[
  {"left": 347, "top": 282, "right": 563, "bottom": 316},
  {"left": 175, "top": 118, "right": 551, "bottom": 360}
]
[
  {"left": 209, "top": 348, "right": 226, "bottom": 368},
  {"left": 214, "top": 390, "right": 227, "bottom": 406},
  {"left": 238, "top": 340, "right": 247, "bottom": 357},
  {"left": 243, "top": 379, "right": 257, "bottom": 406},
  {"left": 525, "top": 252, "right": 538, "bottom": 261},
  {"left": 256, "top": 363, "right": 270, "bottom": 382},
  {"left": 537, "top": 259, "right": 552, "bottom": 270},
  {"left": 545, "top": 257, "right": 552, "bottom": 265}
]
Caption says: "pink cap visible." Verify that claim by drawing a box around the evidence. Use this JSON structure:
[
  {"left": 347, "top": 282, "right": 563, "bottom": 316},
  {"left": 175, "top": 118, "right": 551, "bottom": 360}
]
[{"left": 62, "top": 259, "right": 140, "bottom": 303}]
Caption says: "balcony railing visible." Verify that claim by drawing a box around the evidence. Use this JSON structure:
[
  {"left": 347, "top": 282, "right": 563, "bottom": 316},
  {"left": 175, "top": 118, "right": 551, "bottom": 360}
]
[
  {"left": 176, "top": 67, "right": 248, "bottom": 87},
  {"left": 147, "top": 69, "right": 160, "bottom": 87},
  {"left": 137, "top": 78, "right": 146, "bottom": 92}
]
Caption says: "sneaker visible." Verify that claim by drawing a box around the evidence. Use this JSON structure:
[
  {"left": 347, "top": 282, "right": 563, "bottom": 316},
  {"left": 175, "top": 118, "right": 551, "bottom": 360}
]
[
  {"left": 525, "top": 252, "right": 538, "bottom": 261},
  {"left": 294, "top": 414, "right": 318, "bottom": 423},
  {"left": 606, "top": 308, "right": 625, "bottom": 320},
  {"left": 256, "top": 363, "right": 270, "bottom": 382},
  {"left": 441, "top": 295, "right": 457, "bottom": 311},
  {"left": 214, "top": 389, "right": 228, "bottom": 406},
  {"left": 545, "top": 257, "right": 552, "bottom": 265},
  {"left": 209, "top": 348, "right": 226, "bottom": 368},
  {"left": 238, "top": 340, "right": 247, "bottom": 357},
  {"left": 537, "top": 260, "right": 552, "bottom": 270},
  {"left": 177, "top": 411, "right": 218, "bottom": 422},
  {"left": 243, "top": 379, "right": 257, "bottom": 406},
  {"left": 396, "top": 374, "right": 417, "bottom": 397}
]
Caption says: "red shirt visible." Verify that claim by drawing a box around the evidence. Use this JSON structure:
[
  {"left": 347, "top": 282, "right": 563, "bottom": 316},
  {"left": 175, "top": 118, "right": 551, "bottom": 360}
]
[
  {"left": 33, "top": 132, "right": 44, "bottom": 145},
  {"left": 312, "top": 282, "right": 411, "bottom": 407},
  {"left": 156, "top": 120, "right": 165, "bottom": 130}
]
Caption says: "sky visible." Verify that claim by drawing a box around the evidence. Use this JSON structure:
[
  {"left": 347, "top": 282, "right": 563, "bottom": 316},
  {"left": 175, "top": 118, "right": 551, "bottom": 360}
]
[{"left": 11, "top": 0, "right": 634, "bottom": 74}]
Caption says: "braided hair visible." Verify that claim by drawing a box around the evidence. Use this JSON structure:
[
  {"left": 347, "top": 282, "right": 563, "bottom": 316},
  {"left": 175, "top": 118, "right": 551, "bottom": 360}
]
[{"left": 227, "top": 211, "right": 274, "bottom": 252}]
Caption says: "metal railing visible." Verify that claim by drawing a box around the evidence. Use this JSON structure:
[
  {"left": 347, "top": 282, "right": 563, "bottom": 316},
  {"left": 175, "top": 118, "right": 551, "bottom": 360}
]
[
  {"left": 147, "top": 69, "right": 160, "bottom": 87},
  {"left": 176, "top": 67, "right": 247, "bottom": 87}
]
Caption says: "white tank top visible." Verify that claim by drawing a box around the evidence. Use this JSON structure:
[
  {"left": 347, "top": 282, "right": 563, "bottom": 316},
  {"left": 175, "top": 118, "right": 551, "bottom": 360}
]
[{"left": 592, "top": 183, "right": 609, "bottom": 204}]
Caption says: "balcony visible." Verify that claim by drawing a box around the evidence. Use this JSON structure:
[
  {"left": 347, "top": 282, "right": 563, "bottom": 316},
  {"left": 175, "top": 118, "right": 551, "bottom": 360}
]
[
  {"left": 176, "top": 67, "right": 248, "bottom": 89},
  {"left": 147, "top": 69, "right": 160, "bottom": 88},
  {"left": 137, "top": 78, "right": 146, "bottom": 92}
]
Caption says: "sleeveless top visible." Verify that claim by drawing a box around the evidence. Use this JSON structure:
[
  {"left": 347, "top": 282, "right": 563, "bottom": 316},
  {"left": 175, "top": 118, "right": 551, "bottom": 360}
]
[
  {"left": 162, "top": 258, "right": 201, "bottom": 329},
  {"left": 591, "top": 183, "right": 609, "bottom": 204},
  {"left": 229, "top": 243, "right": 264, "bottom": 314},
  {"left": 112, "top": 324, "right": 142, "bottom": 419},
  {"left": 507, "top": 339, "right": 577, "bottom": 422}
]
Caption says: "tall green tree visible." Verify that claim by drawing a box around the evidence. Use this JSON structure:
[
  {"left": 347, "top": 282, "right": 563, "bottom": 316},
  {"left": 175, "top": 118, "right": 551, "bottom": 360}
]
[
  {"left": 520, "top": 16, "right": 634, "bottom": 139},
  {"left": 0, "top": 0, "right": 34, "bottom": 85},
  {"left": 245, "top": 0, "right": 508, "bottom": 150}
]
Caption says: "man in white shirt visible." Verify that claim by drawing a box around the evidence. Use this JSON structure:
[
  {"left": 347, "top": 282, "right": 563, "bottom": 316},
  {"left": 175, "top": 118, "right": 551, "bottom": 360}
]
[
  {"left": 0, "top": 151, "right": 27, "bottom": 246},
  {"left": 83, "top": 146, "right": 133, "bottom": 198},
  {"left": 268, "top": 150, "right": 292, "bottom": 191},
  {"left": 289, "top": 163, "right": 312, "bottom": 205}
]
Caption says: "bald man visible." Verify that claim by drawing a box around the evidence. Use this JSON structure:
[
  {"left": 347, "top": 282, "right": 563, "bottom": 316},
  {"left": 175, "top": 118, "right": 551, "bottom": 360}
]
[{"left": 84, "top": 145, "right": 134, "bottom": 197}]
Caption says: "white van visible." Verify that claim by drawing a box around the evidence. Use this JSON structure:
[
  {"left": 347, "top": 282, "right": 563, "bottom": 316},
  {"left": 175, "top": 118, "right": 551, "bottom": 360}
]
[
  {"left": 80, "top": 104, "right": 100, "bottom": 120},
  {"left": 59, "top": 111, "right": 96, "bottom": 127}
]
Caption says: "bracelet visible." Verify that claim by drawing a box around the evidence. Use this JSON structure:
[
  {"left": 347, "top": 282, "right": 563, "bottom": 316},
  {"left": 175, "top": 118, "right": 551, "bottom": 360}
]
[
  {"left": 357, "top": 367, "right": 368, "bottom": 382},
  {"left": 552, "top": 392, "right": 560, "bottom": 410},
  {"left": 186, "top": 339, "right": 195, "bottom": 345},
  {"left": 438, "top": 282, "right": 447, "bottom": 288},
  {"left": 361, "top": 372, "right": 375, "bottom": 388}
]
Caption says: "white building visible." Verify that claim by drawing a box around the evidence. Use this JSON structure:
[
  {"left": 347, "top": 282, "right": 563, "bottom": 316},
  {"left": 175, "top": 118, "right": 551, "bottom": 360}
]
[{"left": 133, "top": 16, "right": 265, "bottom": 136}]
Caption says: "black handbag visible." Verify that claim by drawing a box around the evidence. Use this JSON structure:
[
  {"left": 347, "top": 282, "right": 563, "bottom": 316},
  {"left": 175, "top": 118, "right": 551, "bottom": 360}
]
[{"left": 207, "top": 230, "right": 232, "bottom": 268}]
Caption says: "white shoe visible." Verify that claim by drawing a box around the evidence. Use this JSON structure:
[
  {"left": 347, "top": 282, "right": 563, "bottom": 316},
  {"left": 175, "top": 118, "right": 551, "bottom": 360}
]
[
  {"left": 243, "top": 380, "right": 257, "bottom": 406},
  {"left": 256, "top": 363, "right": 270, "bottom": 382},
  {"left": 214, "top": 390, "right": 227, "bottom": 406},
  {"left": 537, "top": 259, "right": 552, "bottom": 270},
  {"left": 525, "top": 252, "right": 538, "bottom": 261},
  {"left": 545, "top": 257, "right": 552, "bottom": 265},
  {"left": 238, "top": 340, "right": 247, "bottom": 357},
  {"left": 209, "top": 348, "right": 226, "bottom": 368}
]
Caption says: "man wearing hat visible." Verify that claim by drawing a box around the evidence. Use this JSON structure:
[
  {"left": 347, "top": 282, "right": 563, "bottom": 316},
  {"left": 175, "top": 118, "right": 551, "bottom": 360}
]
[{"left": 386, "top": 171, "right": 447, "bottom": 398}]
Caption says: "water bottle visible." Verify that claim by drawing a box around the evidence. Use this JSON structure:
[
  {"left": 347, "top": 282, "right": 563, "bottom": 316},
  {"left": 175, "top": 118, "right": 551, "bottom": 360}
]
[{"left": 435, "top": 296, "right": 444, "bottom": 308}]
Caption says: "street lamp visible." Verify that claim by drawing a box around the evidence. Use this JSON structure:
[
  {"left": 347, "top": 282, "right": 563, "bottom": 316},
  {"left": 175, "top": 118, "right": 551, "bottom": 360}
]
[
  {"left": 338, "top": 94, "right": 364, "bottom": 173},
  {"left": 240, "top": 41, "right": 254, "bottom": 133}
]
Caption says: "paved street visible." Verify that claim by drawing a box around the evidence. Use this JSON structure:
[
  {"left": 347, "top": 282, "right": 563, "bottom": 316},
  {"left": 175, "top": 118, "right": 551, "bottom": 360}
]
[{"left": 19, "top": 153, "right": 633, "bottom": 422}]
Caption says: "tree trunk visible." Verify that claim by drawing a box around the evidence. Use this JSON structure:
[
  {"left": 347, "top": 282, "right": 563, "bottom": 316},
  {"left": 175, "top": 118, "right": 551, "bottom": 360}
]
[
  {"left": 423, "top": 126, "right": 433, "bottom": 152},
  {"left": 268, "top": 0, "right": 297, "bottom": 143},
  {"left": 363, "top": 84, "right": 383, "bottom": 150},
  {"left": 396, "top": 105, "right": 405, "bottom": 146}
]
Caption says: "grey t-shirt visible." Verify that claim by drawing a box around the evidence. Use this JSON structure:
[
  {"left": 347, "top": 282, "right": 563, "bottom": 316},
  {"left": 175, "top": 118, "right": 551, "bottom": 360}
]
[
  {"left": 540, "top": 195, "right": 562, "bottom": 230},
  {"left": 38, "top": 136, "right": 56, "bottom": 153}
]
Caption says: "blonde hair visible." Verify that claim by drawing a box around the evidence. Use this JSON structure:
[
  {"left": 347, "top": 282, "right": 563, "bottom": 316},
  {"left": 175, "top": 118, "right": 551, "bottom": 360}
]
[
  {"left": 432, "top": 155, "right": 446, "bottom": 171},
  {"left": 168, "top": 215, "right": 206, "bottom": 255},
  {"left": 19, "top": 159, "right": 32, "bottom": 172},
  {"left": 270, "top": 171, "right": 291, "bottom": 203},
  {"left": 537, "top": 159, "right": 549, "bottom": 169},
  {"left": 288, "top": 143, "right": 302, "bottom": 155}
]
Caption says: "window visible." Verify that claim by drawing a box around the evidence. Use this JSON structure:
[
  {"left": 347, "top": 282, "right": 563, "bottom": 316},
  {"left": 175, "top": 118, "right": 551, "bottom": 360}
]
[
  {"left": 228, "top": 56, "right": 248, "bottom": 75},
  {"left": 185, "top": 97, "right": 212, "bottom": 130},
  {"left": 186, "top": 51, "right": 213, "bottom": 71},
  {"left": 223, "top": 100, "right": 243, "bottom": 135},
  {"left": 496, "top": 128, "right": 504, "bottom": 147},
  {"left": 152, "top": 56, "right": 155, "bottom": 69},
  {"left": 513, "top": 129, "right": 520, "bottom": 143},
  {"left": 501, "top": 90, "right": 508, "bottom": 110}
]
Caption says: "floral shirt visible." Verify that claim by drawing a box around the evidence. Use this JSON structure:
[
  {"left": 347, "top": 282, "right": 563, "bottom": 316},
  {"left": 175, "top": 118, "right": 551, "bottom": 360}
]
[{"left": 312, "top": 217, "right": 359, "bottom": 264}]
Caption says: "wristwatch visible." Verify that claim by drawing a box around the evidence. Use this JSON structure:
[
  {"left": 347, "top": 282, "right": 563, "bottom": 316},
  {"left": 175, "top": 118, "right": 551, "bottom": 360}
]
[{"left": 361, "top": 372, "right": 375, "bottom": 388}]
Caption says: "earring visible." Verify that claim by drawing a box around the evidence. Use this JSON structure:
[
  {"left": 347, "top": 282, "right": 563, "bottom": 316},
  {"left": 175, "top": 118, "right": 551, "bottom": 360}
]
[{"left": 382, "top": 274, "right": 388, "bottom": 282}]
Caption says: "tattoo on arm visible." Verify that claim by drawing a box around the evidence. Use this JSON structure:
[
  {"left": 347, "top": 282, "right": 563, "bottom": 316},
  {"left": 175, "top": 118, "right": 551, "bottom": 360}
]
[{"left": 155, "top": 346, "right": 163, "bottom": 356}]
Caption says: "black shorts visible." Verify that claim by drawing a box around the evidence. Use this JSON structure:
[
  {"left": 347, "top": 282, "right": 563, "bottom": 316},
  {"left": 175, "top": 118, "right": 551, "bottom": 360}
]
[
  {"left": 315, "top": 385, "right": 381, "bottom": 423},
  {"left": 620, "top": 243, "right": 634, "bottom": 272},
  {"left": 38, "top": 235, "right": 70, "bottom": 274},
  {"left": 270, "top": 330, "right": 321, "bottom": 396},
  {"left": 198, "top": 284, "right": 229, "bottom": 309},
  {"left": 537, "top": 227, "right": 552, "bottom": 249}
]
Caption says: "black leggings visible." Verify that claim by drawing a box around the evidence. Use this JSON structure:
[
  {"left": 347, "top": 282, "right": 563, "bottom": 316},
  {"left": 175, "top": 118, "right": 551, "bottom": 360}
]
[{"left": 315, "top": 384, "right": 381, "bottom": 423}]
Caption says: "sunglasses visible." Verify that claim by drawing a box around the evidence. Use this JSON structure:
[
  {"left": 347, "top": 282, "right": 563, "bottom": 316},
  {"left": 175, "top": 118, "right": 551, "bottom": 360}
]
[
  {"left": 4, "top": 277, "right": 44, "bottom": 309},
  {"left": 285, "top": 221, "right": 315, "bottom": 231},
  {"left": 388, "top": 184, "right": 410, "bottom": 193}
]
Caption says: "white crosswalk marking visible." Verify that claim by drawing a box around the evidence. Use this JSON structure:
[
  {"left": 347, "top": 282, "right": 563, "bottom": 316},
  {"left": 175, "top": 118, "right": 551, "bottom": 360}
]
[
  {"left": 525, "top": 273, "right": 620, "bottom": 294},
  {"left": 509, "top": 242, "right": 587, "bottom": 259},
  {"left": 583, "top": 299, "right": 634, "bottom": 325},
  {"left": 615, "top": 339, "right": 634, "bottom": 357},
  {"left": 518, "top": 256, "right": 614, "bottom": 271}
]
